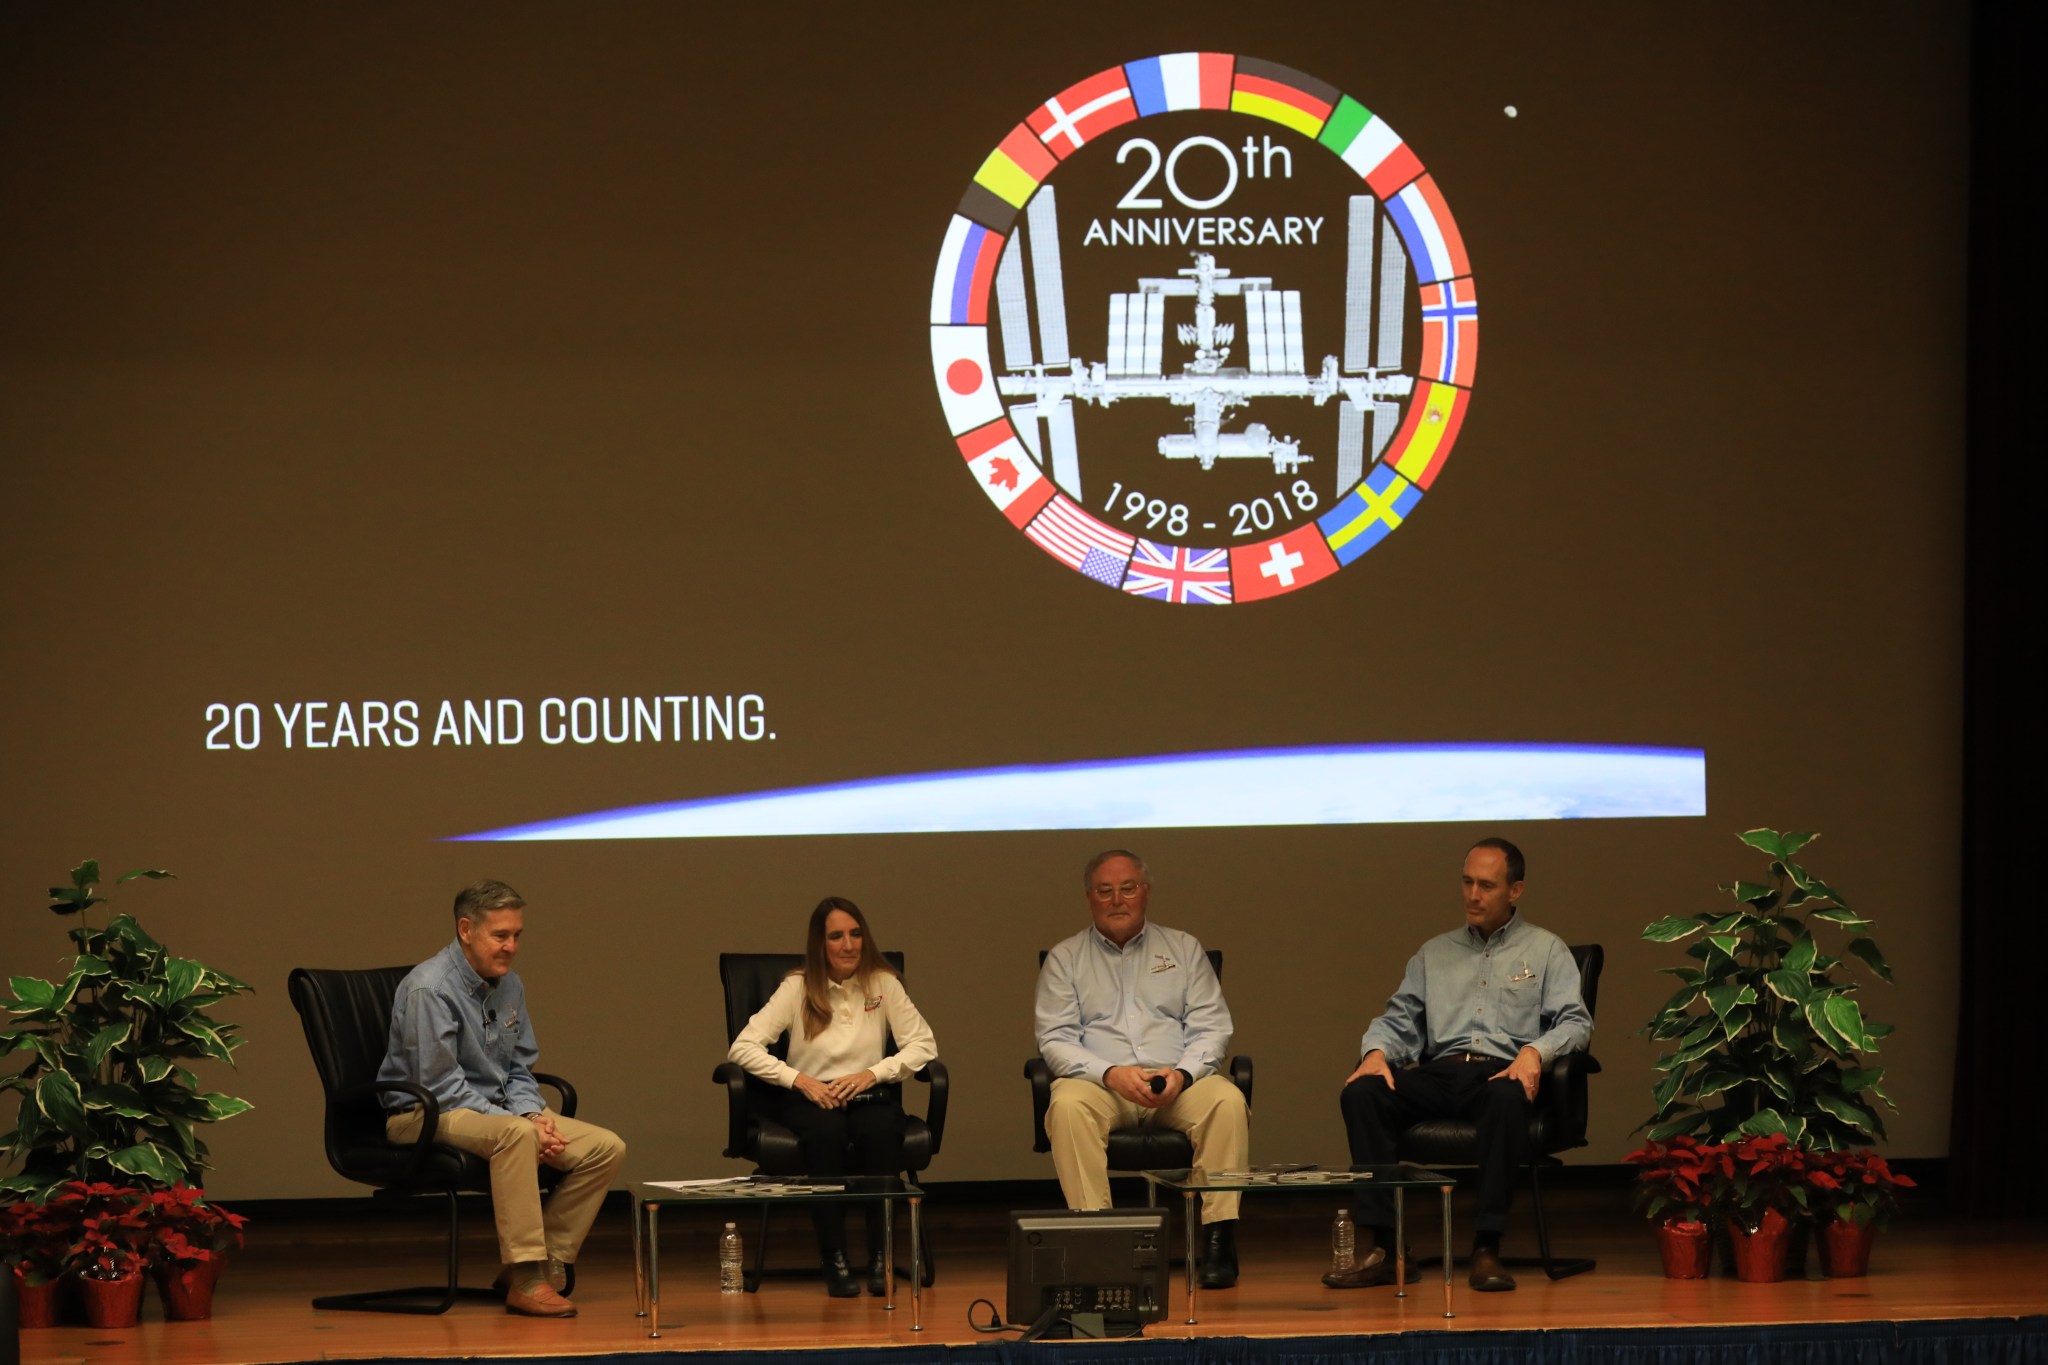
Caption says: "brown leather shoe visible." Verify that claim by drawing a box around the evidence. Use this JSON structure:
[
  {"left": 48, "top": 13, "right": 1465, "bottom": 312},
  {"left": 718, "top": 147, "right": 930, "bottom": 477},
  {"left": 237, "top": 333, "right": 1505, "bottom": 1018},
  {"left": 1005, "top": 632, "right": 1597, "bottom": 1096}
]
[
  {"left": 493, "top": 1258, "right": 568, "bottom": 1294},
  {"left": 505, "top": 1282, "right": 577, "bottom": 1317},
  {"left": 1321, "top": 1245, "right": 1395, "bottom": 1288},
  {"left": 1468, "top": 1244, "right": 1516, "bottom": 1293}
]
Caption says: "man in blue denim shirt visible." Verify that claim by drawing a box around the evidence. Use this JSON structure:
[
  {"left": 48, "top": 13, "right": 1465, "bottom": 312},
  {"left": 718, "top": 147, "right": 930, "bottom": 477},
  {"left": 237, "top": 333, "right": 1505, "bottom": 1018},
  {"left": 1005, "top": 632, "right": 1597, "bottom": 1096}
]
[
  {"left": 1324, "top": 838, "right": 1591, "bottom": 1295},
  {"left": 378, "top": 880, "right": 626, "bottom": 1317}
]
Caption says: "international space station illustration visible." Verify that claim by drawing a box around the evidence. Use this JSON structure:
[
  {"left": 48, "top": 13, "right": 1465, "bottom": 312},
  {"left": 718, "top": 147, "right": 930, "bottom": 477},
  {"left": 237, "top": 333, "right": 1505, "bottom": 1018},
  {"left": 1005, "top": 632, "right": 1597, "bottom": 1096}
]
[{"left": 993, "top": 190, "right": 1415, "bottom": 498}]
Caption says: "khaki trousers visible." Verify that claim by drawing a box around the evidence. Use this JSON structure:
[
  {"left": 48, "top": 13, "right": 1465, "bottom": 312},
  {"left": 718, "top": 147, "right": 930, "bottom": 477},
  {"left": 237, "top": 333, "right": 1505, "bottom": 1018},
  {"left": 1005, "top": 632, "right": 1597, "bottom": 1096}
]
[
  {"left": 387, "top": 1106, "right": 626, "bottom": 1266},
  {"left": 1046, "top": 1075, "right": 1248, "bottom": 1222}
]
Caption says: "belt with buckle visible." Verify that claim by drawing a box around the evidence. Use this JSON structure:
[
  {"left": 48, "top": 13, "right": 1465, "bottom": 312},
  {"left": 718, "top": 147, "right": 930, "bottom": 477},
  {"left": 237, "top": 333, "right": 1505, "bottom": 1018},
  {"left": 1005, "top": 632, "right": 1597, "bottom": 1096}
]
[{"left": 1435, "top": 1051, "right": 1506, "bottom": 1065}]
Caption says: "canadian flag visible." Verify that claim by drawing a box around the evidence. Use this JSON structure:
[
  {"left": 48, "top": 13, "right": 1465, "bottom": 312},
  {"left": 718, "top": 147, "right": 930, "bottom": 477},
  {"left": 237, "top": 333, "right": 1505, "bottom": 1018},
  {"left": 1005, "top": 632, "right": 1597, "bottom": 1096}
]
[{"left": 957, "top": 420, "right": 1053, "bottom": 527}]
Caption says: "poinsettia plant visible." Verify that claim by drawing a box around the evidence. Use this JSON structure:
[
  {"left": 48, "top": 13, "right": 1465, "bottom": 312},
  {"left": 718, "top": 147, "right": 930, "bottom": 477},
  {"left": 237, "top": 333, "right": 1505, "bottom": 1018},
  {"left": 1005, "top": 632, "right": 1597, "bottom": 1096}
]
[
  {"left": 47, "top": 1181, "right": 152, "bottom": 1279},
  {"left": 143, "top": 1182, "right": 246, "bottom": 1267},
  {"left": 1622, "top": 1134, "right": 1729, "bottom": 1226},
  {"left": 1, "top": 861, "right": 253, "bottom": 1198},
  {"left": 1721, "top": 1131, "right": 1813, "bottom": 1230},
  {"left": 0, "top": 1196, "right": 75, "bottom": 1285},
  {"left": 1806, "top": 1147, "right": 1916, "bottom": 1229}
]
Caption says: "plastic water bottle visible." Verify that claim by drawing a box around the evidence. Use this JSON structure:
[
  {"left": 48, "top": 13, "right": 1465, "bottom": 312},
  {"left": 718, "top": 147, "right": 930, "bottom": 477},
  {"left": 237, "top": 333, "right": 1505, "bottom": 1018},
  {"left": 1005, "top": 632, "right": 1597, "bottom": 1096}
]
[
  {"left": 718, "top": 1222, "right": 743, "bottom": 1294},
  {"left": 1331, "top": 1207, "right": 1356, "bottom": 1274}
]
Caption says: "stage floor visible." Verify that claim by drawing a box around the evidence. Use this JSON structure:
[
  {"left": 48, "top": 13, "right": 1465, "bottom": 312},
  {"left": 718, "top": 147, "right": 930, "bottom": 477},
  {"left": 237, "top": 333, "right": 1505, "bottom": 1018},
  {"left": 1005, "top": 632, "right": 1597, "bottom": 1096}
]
[{"left": 16, "top": 1189, "right": 2047, "bottom": 1363}]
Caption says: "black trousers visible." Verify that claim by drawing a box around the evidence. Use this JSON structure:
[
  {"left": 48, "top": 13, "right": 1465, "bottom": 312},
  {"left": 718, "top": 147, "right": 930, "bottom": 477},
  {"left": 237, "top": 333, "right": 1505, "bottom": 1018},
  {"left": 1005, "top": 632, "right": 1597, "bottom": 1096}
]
[
  {"left": 771, "top": 1090, "right": 907, "bottom": 1254},
  {"left": 1339, "top": 1058, "right": 1531, "bottom": 1235}
]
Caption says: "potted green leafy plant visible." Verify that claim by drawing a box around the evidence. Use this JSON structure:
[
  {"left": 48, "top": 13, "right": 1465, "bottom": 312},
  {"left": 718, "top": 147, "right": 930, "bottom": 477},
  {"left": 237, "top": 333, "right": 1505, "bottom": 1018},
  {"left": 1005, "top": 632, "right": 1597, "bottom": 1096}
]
[
  {"left": 0, "top": 861, "right": 254, "bottom": 1199},
  {"left": 1638, "top": 829, "right": 1896, "bottom": 1149}
]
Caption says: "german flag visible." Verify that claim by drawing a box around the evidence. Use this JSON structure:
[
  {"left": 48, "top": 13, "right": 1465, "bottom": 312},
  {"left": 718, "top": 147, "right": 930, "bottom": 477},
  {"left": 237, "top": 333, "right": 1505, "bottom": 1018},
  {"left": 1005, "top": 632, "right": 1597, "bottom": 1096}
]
[{"left": 1230, "top": 58, "right": 1339, "bottom": 138}]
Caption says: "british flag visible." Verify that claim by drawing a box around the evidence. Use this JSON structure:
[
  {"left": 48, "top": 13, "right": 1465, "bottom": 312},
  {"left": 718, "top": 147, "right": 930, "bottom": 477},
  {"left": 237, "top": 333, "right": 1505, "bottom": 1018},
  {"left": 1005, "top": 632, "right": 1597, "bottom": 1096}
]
[{"left": 1121, "top": 539, "right": 1233, "bottom": 604}]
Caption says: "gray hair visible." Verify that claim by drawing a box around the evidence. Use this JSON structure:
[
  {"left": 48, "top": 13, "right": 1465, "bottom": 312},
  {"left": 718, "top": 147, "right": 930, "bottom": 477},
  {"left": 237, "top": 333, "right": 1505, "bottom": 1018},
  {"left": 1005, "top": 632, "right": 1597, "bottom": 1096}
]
[
  {"left": 453, "top": 879, "right": 526, "bottom": 925},
  {"left": 1082, "top": 849, "right": 1150, "bottom": 888}
]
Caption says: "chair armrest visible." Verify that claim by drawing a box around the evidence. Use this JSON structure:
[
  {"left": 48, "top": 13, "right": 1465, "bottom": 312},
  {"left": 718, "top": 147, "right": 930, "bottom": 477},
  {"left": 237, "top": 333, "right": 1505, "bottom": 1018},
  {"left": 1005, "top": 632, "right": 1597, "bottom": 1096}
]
[
  {"left": 1229, "top": 1055, "right": 1254, "bottom": 1107},
  {"left": 336, "top": 1079, "right": 443, "bottom": 1182},
  {"left": 711, "top": 1060, "right": 752, "bottom": 1159},
  {"left": 1538, "top": 1050, "right": 1598, "bottom": 1151},
  {"left": 913, "top": 1061, "right": 949, "bottom": 1159},
  {"left": 1024, "top": 1058, "right": 1053, "bottom": 1153},
  {"left": 533, "top": 1071, "right": 577, "bottom": 1119}
]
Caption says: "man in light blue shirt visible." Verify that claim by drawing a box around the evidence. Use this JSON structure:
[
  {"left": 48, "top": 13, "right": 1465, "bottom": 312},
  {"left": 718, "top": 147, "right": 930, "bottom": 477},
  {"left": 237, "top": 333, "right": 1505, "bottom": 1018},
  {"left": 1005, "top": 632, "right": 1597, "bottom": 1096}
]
[
  {"left": 1325, "top": 838, "right": 1591, "bottom": 1294},
  {"left": 378, "top": 880, "right": 626, "bottom": 1317},
  {"left": 1035, "top": 850, "right": 1249, "bottom": 1288}
]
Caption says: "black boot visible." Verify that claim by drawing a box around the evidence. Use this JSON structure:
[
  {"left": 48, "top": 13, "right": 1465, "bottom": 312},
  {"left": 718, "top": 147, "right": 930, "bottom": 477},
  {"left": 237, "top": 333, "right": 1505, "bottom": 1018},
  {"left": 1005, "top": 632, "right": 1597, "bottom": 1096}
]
[
  {"left": 1198, "top": 1219, "right": 1239, "bottom": 1289},
  {"left": 815, "top": 1211, "right": 861, "bottom": 1298},
  {"left": 865, "top": 1205, "right": 889, "bottom": 1296}
]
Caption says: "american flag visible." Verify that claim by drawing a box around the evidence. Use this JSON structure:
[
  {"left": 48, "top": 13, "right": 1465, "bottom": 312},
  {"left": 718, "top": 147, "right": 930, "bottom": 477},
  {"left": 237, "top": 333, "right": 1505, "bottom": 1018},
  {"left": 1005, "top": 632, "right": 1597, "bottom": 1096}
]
[
  {"left": 1024, "top": 496, "right": 1135, "bottom": 586},
  {"left": 1122, "top": 539, "right": 1233, "bottom": 604}
]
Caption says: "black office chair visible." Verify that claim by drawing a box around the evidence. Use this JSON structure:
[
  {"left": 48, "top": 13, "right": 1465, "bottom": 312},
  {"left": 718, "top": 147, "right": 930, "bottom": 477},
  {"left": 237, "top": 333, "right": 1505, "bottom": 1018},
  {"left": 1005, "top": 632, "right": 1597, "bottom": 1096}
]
[
  {"left": 1393, "top": 943, "right": 1604, "bottom": 1280},
  {"left": 710, "top": 951, "right": 947, "bottom": 1289},
  {"left": 288, "top": 966, "right": 579, "bottom": 1313},
  {"left": 1025, "top": 949, "right": 1254, "bottom": 1173}
]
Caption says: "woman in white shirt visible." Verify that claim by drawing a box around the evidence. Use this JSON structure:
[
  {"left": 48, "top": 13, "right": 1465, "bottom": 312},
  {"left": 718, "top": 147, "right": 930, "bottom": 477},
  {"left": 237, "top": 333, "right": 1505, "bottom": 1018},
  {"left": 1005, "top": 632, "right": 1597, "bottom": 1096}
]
[{"left": 727, "top": 896, "right": 938, "bottom": 1297}]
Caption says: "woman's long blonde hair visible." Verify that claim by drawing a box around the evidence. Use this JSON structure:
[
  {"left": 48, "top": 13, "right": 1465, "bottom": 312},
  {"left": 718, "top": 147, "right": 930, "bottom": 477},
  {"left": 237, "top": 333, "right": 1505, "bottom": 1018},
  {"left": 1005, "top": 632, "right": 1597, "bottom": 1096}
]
[{"left": 795, "top": 896, "right": 898, "bottom": 1039}]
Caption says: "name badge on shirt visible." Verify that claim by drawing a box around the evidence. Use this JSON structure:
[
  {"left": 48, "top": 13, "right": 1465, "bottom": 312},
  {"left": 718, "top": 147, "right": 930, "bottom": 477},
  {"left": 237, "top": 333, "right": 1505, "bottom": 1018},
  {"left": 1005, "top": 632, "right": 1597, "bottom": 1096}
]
[{"left": 1150, "top": 955, "right": 1178, "bottom": 974}]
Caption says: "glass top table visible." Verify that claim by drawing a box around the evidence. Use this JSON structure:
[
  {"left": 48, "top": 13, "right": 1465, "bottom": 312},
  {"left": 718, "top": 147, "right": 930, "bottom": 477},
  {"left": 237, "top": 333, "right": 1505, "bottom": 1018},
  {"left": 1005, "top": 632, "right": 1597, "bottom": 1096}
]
[
  {"left": 1141, "top": 1165, "right": 1459, "bottom": 1323},
  {"left": 630, "top": 1174, "right": 924, "bottom": 1338}
]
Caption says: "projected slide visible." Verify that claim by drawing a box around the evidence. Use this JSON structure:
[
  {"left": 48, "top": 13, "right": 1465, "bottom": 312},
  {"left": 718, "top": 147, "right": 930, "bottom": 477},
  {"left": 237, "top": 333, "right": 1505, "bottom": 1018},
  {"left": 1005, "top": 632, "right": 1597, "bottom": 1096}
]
[
  {"left": 933, "top": 52, "right": 1471, "bottom": 604},
  {"left": 455, "top": 744, "right": 1706, "bottom": 841}
]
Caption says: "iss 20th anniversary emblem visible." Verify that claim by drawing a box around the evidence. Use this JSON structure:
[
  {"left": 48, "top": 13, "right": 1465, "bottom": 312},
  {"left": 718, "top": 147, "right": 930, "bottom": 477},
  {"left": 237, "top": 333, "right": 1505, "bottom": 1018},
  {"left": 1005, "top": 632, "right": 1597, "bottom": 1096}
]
[{"left": 930, "top": 53, "right": 1475, "bottom": 604}]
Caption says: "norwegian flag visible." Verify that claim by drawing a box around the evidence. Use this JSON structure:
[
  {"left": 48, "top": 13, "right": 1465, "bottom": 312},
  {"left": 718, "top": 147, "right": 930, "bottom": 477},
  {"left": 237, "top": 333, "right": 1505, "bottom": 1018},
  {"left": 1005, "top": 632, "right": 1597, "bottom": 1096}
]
[
  {"left": 1024, "top": 495, "right": 1135, "bottom": 585},
  {"left": 1419, "top": 277, "right": 1478, "bottom": 387},
  {"left": 1122, "top": 539, "right": 1232, "bottom": 604},
  {"left": 1027, "top": 67, "right": 1138, "bottom": 159}
]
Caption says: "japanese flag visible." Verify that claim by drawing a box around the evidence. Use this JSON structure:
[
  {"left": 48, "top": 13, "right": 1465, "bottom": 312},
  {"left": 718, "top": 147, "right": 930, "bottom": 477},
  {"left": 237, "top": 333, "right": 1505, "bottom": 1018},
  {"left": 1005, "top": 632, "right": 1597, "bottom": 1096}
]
[{"left": 931, "top": 325, "right": 1003, "bottom": 435}]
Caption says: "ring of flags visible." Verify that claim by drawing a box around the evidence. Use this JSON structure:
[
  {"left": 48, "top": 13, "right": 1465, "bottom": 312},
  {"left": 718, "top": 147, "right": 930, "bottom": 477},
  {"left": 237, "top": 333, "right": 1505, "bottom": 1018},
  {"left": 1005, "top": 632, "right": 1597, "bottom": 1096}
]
[{"left": 930, "top": 52, "right": 1477, "bottom": 605}]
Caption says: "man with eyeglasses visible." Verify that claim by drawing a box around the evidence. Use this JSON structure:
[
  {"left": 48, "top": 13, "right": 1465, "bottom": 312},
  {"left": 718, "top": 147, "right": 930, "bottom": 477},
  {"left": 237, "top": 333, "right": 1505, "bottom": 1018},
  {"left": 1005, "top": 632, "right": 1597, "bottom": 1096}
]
[
  {"left": 1322, "top": 838, "right": 1591, "bottom": 1294},
  {"left": 1034, "top": 850, "right": 1250, "bottom": 1289}
]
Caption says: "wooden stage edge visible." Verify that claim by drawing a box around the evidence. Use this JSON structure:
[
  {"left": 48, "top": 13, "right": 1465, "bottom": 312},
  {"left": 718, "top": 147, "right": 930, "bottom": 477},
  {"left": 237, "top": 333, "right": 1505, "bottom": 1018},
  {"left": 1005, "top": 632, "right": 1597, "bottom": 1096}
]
[{"left": 16, "top": 1190, "right": 2048, "bottom": 1363}]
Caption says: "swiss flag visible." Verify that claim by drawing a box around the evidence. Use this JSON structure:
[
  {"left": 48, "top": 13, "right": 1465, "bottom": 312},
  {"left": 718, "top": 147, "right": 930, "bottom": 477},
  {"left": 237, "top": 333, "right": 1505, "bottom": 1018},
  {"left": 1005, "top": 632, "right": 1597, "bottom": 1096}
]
[{"left": 1230, "top": 526, "right": 1338, "bottom": 602}]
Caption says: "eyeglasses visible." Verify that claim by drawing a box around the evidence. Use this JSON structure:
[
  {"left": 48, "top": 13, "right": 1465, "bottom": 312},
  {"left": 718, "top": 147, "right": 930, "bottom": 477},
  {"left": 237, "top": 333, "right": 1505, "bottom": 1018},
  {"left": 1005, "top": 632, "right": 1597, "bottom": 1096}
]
[{"left": 1088, "top": 881, "right": 1146, "bottom": 903}]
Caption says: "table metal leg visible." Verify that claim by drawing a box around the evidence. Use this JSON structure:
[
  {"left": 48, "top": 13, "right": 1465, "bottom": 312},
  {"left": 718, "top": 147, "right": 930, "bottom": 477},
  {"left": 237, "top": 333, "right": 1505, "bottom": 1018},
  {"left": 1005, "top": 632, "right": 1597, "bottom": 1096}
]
[
  {"left": 1183, "top": 1190, "right": 1199, "bottom": 1325},
  {"left": 632, "top": 1196, "right": 646, "bottom": 1318},
  {"left": 1394, "top": 1187, "right": 1407, "bottom": 1299},
  {"left": 1439, "top": 1183, "right": 1455, "bottom": 1319},
  {"left": 909, "top": 1195, "right": 923, "bottom": 1332},
  {"left": 882, "top": 1197, "right": 896, "bottom": 1312},
  {"left": 646, "top": 1204, "right": 662, "bottom": 1339}
]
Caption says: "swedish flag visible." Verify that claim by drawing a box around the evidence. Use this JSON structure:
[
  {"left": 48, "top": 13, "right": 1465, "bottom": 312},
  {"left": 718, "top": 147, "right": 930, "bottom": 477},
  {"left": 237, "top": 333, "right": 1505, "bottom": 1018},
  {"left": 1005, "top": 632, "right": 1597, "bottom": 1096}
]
[{"left": 1318, "top": 464, "right": 1423, "bottom": 566}]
